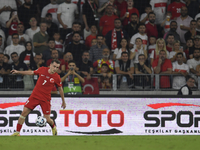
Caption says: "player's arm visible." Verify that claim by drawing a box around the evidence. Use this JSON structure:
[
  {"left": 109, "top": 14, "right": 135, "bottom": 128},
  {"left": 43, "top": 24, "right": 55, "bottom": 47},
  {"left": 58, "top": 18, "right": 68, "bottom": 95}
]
[
  {"left": 11, "top": 70, "right": 34, "bottom": 75},
  {"left": 58, "top": 86, "right": 66, "bottom": 109}
]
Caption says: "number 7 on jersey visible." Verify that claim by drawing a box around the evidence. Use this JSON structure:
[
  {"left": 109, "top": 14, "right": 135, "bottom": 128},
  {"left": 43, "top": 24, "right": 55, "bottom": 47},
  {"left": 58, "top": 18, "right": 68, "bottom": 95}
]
[{"left": 42, "top": 80, "right": 47, "bottom": 85}]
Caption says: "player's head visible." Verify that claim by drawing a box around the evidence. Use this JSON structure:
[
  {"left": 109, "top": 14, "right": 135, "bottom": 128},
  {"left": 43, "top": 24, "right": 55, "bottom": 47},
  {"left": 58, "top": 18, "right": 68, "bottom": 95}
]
[
  {"left": 68, "top": 60, "right": 76, "bottom": 70},
  {"left": 50, "top": 59, "right": 61, "bottom": 74}
]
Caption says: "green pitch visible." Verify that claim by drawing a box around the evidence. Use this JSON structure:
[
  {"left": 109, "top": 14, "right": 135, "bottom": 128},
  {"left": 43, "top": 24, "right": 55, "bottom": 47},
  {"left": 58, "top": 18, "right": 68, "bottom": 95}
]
[{"left": 1, "top": 136, "right": 199, "bottom": 150}]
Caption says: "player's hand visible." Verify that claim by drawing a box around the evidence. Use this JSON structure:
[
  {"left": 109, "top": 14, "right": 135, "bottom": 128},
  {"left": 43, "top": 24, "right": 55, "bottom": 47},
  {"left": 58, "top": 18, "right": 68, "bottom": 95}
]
[
  {"left": 63, "top": 24, "right": 68, "bottom": 29},
  {"left": 61, "top": 101, "right": 66, "bottom": 109},
  {"left": 10, "top": 70, "right": 18, "bottom": 74}
]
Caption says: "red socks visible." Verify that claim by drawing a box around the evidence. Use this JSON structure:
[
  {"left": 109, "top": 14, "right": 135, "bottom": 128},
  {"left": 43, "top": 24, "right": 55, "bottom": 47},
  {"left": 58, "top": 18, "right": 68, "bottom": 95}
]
[
  {"left": 16, "top": 124, "right": 22, "bottom": 132},
  {"left": 50, "top": 122, "right": 55, "bottom": 129}
]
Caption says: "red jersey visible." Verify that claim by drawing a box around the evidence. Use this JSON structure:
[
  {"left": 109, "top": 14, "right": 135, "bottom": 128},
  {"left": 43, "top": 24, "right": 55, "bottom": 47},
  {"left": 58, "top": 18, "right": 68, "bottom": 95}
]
[
  {"left": 167, "top": 2, "right": 185, "bottom": 19},
  {"left": 145, "top": 22, "right": 158, "bottom": 39},
  {"left": 120, "top": 8, "right": 140, "bottom": 26},
  {"left": 166, "top": 45, "right": 173, "bottom": 52},
  {"left": 99, "top": 15, "right": 118, "bottom": 36},
  {"left": 46, "top": 59, "right": 65, "bottom": 70},
  {"left": 30, "top": 67, "right": 62, "bottom": 101}
]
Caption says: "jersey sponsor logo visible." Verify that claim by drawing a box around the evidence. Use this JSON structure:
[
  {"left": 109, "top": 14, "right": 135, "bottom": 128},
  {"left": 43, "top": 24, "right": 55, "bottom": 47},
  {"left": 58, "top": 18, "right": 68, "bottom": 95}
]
[{"left": 50, "top": 78, "right": 55, "bottom": 83}]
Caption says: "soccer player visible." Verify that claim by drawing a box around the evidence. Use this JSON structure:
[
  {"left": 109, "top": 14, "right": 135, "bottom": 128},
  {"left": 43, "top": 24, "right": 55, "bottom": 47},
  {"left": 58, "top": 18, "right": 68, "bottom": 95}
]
[{"left": 11, "top": 59, "right": 66, "bottom": 136}]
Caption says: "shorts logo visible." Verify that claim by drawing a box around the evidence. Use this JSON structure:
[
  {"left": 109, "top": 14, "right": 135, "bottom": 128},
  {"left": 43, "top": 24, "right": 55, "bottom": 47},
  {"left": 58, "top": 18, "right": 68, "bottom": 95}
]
[{"left": 50, "top": 78, "right": 54, "bottom": 83}]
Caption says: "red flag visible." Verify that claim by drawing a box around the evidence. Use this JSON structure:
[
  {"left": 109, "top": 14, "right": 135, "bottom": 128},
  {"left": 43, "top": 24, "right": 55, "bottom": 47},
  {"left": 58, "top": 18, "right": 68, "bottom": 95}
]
[{"left": 82, "top": 77, "right": 99, "bottom": 95}]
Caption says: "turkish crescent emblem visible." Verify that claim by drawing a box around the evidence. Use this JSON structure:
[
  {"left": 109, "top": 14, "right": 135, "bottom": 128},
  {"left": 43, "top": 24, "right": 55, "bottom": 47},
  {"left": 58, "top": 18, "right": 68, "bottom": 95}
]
[
  {"left": 50, "top": 78, "right": 54, "bottom": 83},
  {"left": 83, "top": 84, "right": 94, "bottom": 92}
]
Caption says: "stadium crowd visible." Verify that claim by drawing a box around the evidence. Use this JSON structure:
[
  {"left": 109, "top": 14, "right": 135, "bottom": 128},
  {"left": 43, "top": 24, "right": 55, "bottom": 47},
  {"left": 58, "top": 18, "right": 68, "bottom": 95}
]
[{"left": 0, "top": 0, "right": 200, "bottom": 94}]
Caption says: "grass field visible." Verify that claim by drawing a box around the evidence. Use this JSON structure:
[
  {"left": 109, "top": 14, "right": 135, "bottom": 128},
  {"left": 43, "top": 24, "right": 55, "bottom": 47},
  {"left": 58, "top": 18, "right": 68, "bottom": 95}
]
[{"left": 0, "top": 136, "right": 199, "bottom": 150}]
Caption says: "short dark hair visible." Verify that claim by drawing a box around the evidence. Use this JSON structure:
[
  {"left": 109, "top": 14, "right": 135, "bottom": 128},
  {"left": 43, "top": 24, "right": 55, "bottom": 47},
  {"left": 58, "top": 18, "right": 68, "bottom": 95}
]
[
  {"left": 17, "top": 23, "right": 24, "bottom": 27},
  {"left": 176, "top": 52, "right": 183, "bottom": 57},
  {"left": 149, "top": 36, "right": 156, "bottom": 39},
  {"left": 170, "top": 21, "right": 177, "bottom": 25},
  {"left": 131, "top": 13, "right": 138, "bottom": 17},
  {"left": 0, "top": 35, "right": 2, "bottom": 39},
  {"left": 35, "top": 53, "right": 42, "bottom": 56},
  {"left": 145, "top": 4, "right": 152, "bottom": 9},
  {"left": 51, "top": 49, "right": 58, "bottom": 54},
  {"left": 114, "top": 18, "right": 121, "bottom": 22},
  {"left": 190, "top": 20, "right": 197, "bottom": 24},
  {"left": 96, "top": 34, "right": 104, "bottom": 39},
  {"left": 51, "top": 59, "right": 61, "bottom": 64},
  {"left": 159, "top": 50, "right": 166, "bottom": 54},
  {"left": 186, "top": 75, "right": 195, "bottom": 82},
  {"left": 193, "top": 49, "right": 200, "bottom": 54},
  {"left": 72, "top": 31, "right": 81, "bottom": 37},
  {"left": 167, "top": 34, "right": 174, "bottom": 38},
  {"left": 40, "top": 21, "right": 47, "bottom": 26},
  {"left": 48, "top": 38, "right": 55, "bottom": 43},
  {"left": 0, "top": 52, "right": 4, "bottom": 56},
  {"left": 138, "top": 54, "right": 145, "bottom": 58},
  {"left": 46, "top": 13, "right": 52, "bottom": 17},
  {"left": 82, "top": 51, "right": 89, "bottom": 55},
  {"left": 68, "top": 60, "right": 76, "bottom": 65},
  {"left": 11, "top": 52, "right": 18, "bottom": 57},
  {"left": 121, "top": 52, "right": 128, "bottom": 56},
  {"left": 197, "top": 17, "right": 200, "bottom": 22},
  {"left": 12, "top": 33, "right": 19, "bottom": 38},
  {"left": 138, "top": 23, "right": 146, "bottom": 28},
  {"left": 4, "top": 54, "right": 10, "bottom": 60},
  {"left": 72, "top": 21, "right": 81, "bottom": 26},
  {"left": 148, "top": 12, "right": 156, "bottom": 18}
]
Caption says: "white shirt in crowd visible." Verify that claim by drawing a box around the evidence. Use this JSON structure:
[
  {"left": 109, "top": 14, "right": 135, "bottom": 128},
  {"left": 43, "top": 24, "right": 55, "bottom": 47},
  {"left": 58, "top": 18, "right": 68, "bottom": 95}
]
[
  {"left": 7, "top": 34, "right": 31, "bottom": 46},
  {"left": 72, "top": 0, "right": 85, "bottom": 13},
  {"left": 169, "top": 51, "right": 186, "bottom": 59},
  {"left": 55, "top": 40, "right": 64, "bottom": 53},
  {"left": 0, "top": 29, "right": 5, "bottom": 52},
  {"left": 148, "top": 44, "right": 156, "bottom": 54},
  {"left": 164, "top": 20, "right": 171, "bottom": 33},
  {"left": 130, "top": 47, "right": 145, "bottom": 64},
  {"left": 140, "top": 13, "right": 149, "bottom": 24},
  {"left": 25, "top": 27, "right": 40, "bottom": 42},
  {"left": 130, "top": 33, "right": 148, "bottom": 49},
  {"left": 172, "top": 61, "right": 189, "bottom": 89},
  {"left": 113, "top": 48, "right": 128, "bottom": 59},
  {"left": 187, "top": 58, "right": 200, "bottom": 71},
  {"left": 4, "top": 44, "right": 25, "bottom": 63},
  {"left": 150, "top": 0, "right": 168, "bottom": 24},
  {"left": 0, "top": 0, "right": 17, "bottom": 28},
  {"left": 57, "top": 2, "right": 78, "bottom": 28},
  {"left": 41, "top": 3, "right": 59, "bottom": 25},
  {"left": 150, "top": 50, "right": 170, "bottom": 59}
]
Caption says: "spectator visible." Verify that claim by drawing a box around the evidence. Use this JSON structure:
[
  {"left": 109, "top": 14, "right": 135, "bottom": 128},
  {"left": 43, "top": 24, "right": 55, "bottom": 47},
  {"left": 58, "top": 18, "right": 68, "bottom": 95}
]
[
  {"left": 4, "top": 33, "right": 25, "bottom": 63},
  {"left": 196, "top": 17, "right": 200, "bottom": 32},
  {"left": 130, "top": 23, "right": 148, "bottom": 49},
  {"left": 124, "top": 13, "right": 139, "bottom": 38},
  {"left": 130, "top": 37, "right": 147, "bottom": 64},
  {"left": 161, "top": 12, "right": 172, "bottom": 34},
  {"left": 114, "top": 0, "right": 127, "bottom": 13},
  {"left": 176, "top": 6, "right": 192, "bottom": 44},
  {"left": 120, "top": 0, "right": 139, "bottom": 26},
  {"left": 99, "top": 5, "right": 118, "bottom": 36},
  {"left": 167, "top": 0, "right": 185, "bottom": 20},
  {"left": 61, "top": 60, "right": 85, "bottom": 95},
  {"left": 166, "top": 34, "right": 175, "bottom": 52},
  {"left": 0, "top": 26, "right": 5, "bottom": 52},
  {"left": 185, "top": 38, "right": 193, "bottom": 59},
  {"left": 115, "top": 52, "right": 134, "bottom": 90},
  {"left": 0, "top": 1, "right": 17, "bottom": 29},
  {"left": 98, "top": 0, "right": 118, "bottom": 16},
  {"left": 184, "top": 20, "right": 200, "bottom": 42},
  {"left": 172, "top": 52, "right": 189, "bottom": 89},
  {"left": 3, "top": 54, "right": 10, "bottom": 64},
  {"left": 0, "top": 53, "right": 11, "bottom": 88},
  {"left": 150, "top": 0, "right": 168, "bottom": 25},
  {"left": 45, "top": 13, "right": 58, "bottom": 38},
  {"left": 42, "top": 38, "right": 60, "bottom": 63},
  {"left": 140, "top": 5, "right": 152, "bottom": 24},
  {"left": 148, "top": 36, "right": 156, "bottom": 55},
  {"left": 6, "top": 10, "right": 22, "bottom": 36},
  {"left": 18, "top": 0, "right": 37, "bottom": 29},
  {"left": 189, "top": 35, "right": 200, "bottom": 58},
  {"left": 177, "top": 76, "right": 195, "bottom": 95},
  {"left": 134, "top": 0, "right": 150, "bottom": 15},
  {"left": 63, "top": 52, "right": 73, "bottom": 72},
  {"left": 105, "top": 19, "right": 129, "bottom": 53},
  {"left": 46, "top": 49, "right": 65, "bottom": 75},
  {"left": 64, "top": 32, "right": 86, "bottom": 64},
  {"left": 33, "top": 22, "right": 49, "bottom": 54},
  {"left": 113, "top": 38, "right": 129, "bottom": 61},
  {"left": 145, "top": 12, "right": 158, "bottom": 39},
  {"left": 98, "top": 63, "right": 112, "bottom": 89},
  {"left": 65, "top": 22, "right": 84, "bottom": 46},
  {"left": 85, "top": 25, "right": 97, "bottom": 49},
  {"left": 89, "top": 34, "right": 107, "bottom": 63},
  {"left": 152, "top": 50, "right": 172, "bottom": 88},
  {"left": 187, "top": 49, "right": 200, "bottom": 79},
  {"left": 10, "top": 52, "right": 28, "bottom": 88},
  {"left": 91, "top": 38, "right": 97, "bottom": 46},
  {"left": 187, "top": 0, "right": 199, "bottom": 19},
  {"left": 134, "top": 54, "right": 152, "bottom": 89},
  {"left": 82, "top": 0, "right": 99, "bottom": 32},
  {"left": 150, "top": 38, "right": 169, "bottom": 65},
  {"left": 7, "top": 23, "right": 30, "bottom": 46},
  {"left": 169, "top": 40, "right": 186, "bottom": 63},
  {"left": 54, "top": 32, "right": 64, "bottom": 53},
  {"left": 57, "top": 0, "right": 79, "bottom": 41},
  {"left": 19, "top": 41, "right": 34, "bottom": 68},
  {"left": 77, "top": 51, "right": 93, "bottom": 79},
  {"left": 164, "top": 21, "right": 181, "bottom": 42},
  {"left": 41, "top": 0, "right": 59, "bottom": 25},
  {"left": 93, "top": 48, "right": 115, "bottom": 73},
  {"left": 29, "top": 53, "right": 46, "bottom": 71},
  {"left": 25, "top": 17, "right": 40, "bottom": 42}
]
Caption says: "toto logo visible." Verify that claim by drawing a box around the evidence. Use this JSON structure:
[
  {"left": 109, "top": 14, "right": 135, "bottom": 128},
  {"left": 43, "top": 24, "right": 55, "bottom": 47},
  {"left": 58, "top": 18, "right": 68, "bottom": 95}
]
[{"left": 144, "top": 103, "right": 200, "bottom": 127}]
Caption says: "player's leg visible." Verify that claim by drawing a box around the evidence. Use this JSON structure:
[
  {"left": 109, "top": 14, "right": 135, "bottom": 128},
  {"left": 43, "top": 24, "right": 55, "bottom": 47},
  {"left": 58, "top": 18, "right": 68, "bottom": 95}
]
[
  {"left": 11, "top": 107, "right": 31, "bottom": 136},
  {"left": 41, "top": 100, "right": 57, "bottom": 136}
]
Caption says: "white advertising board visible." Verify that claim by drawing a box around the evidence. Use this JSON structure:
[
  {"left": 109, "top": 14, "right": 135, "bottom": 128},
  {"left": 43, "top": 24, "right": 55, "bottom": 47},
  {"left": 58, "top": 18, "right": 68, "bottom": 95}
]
[{"left": 0, "top": 97, "right": 200, "bottom": 135}]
